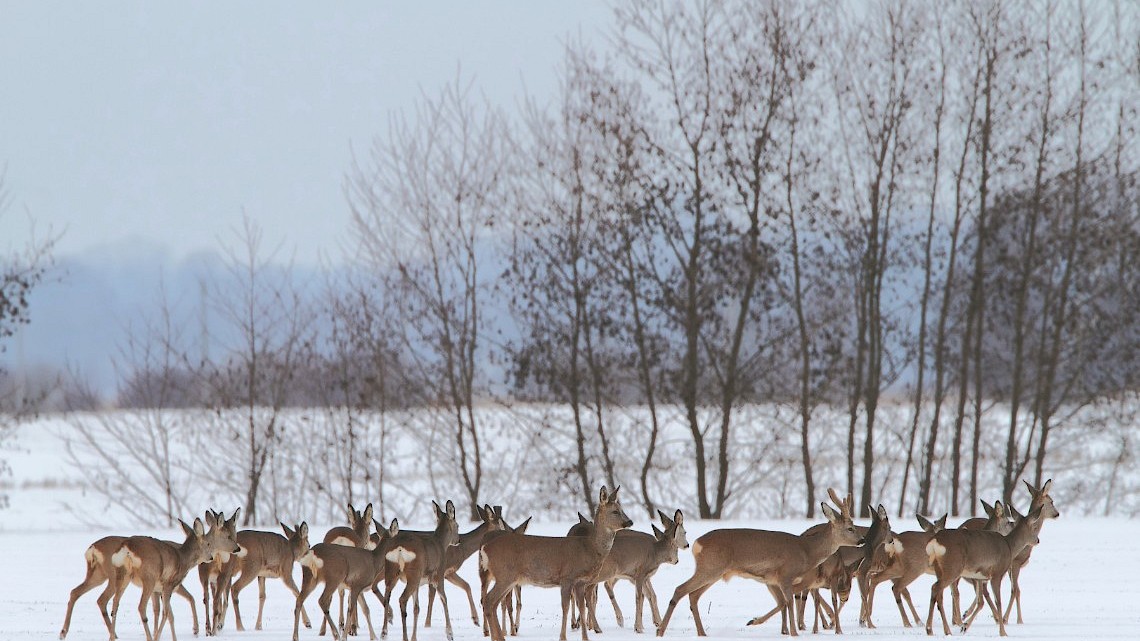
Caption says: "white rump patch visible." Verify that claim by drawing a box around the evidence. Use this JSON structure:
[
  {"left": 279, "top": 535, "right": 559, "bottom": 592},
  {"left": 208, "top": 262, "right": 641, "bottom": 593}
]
[
  {"left": 885, "top": 538, "right": 904, "bottom": 557},
  {"left": 692, "top": 541, "right": 703, "bottom": 557},
  {"left": 85, "top": 546, "right": 103, "bottom": 566},
  {"left": 478, "top": 549, "right": 489, "bottom": 571},
  {"left": 112, "top": 546, "right": 140, "bottom": 573},
  {"left": 329, "top": 536, "right": 355, "bottom": 547},
  {"left": 299, "top": 550, "right": 324, "bottom": 571},
  {"left": 385, "top": 546, "right": 416, "bottom": 570},
  {"left": 926, "top": 539, "right": 946, "bottom": 563},
  {"left": 235, "top": 545, "right": 249, "bottom": 559}
]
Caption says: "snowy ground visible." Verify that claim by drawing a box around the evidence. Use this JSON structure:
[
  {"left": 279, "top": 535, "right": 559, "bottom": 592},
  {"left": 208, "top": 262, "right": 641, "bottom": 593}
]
[
  {"left": 3, "top": 416, "right": 1138, "bottom": 639},
  {"left": 1, "top": 511, "right": 1136, "bottom": 640}
]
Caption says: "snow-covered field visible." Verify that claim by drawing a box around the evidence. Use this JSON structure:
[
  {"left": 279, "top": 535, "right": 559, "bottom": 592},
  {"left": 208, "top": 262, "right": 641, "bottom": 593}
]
[
  {"left": 3, "top": 514, "right": 1138, "bottom": 640},
  {"left": 2, "top": 414, "right": 1138, "bottom": 639}
]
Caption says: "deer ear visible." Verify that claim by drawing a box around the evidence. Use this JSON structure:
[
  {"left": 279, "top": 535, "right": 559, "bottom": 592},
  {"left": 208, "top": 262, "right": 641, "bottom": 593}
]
[
  {"left": 299, "top": 522, "right": 308, "bottom": 538},
  {"left": 599, "top": 486, "right": 610, "bottom": 504},
  {"left": 193, "top": 518, "right": 206, "bottom": 537},
  {"left": 389, "top": 518, "right": 400, "bottom": 536},
  {"left": 347, "top": 504, "right": 357, "bottom": 521},
  {"left": 446, "top": 500, "right": 456, "bottom": 518},
  {"left": 675, "top": 509, "right": 684, "bottom": 525},
  {"left": 1041, "top": 479, "right": 1053, "bottom": 495},
  {"left": 877, "top": 505, "right": 888, "bottom": 520},
  {"left": 281, "top": 522, "right": 293, "bottom": 537},
  {"left": 229, "top": 508, "right": 241, "bottom": 528},
  {"left": 363, "top": 504, "right": 374, "bottom": 522},
  {"left": 203, "top": 511, "right": 217, "bottom": 529},
  {"left": 432, "top": 500, "right": 443, "bottom": 515},
  {"left": 916, "top": 514, "right": 933, "bottom": 531},
  {"left": 494, "top": 505, "right": 503, "bottom": 517},
  {"left": 578, "top": 512, "right": 590, "bottom": 524},
  {"left": 180, "top": 519, "right": 194, "bottom": 537},
  {"left": 517, "top": 517, "right": 532, "bottom": 534},
  {"left": 821, "top": 503, "right": 839, "bottom": 522},
  {"left": 611, "top": 486, "right": 621, "bottom": 500},
  {"left": 652, "top": 524, "right": 665, "bottom": 541}
]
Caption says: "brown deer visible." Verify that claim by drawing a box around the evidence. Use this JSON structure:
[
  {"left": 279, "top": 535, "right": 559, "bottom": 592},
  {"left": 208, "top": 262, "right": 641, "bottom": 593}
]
[
  {"left": 60, "top": 535, "right": 201, "bottom": 641},
  {"left": 196, "top": 508, "right": 246, "bottom": 636},
  {"left": 860, "top": 513, "right": 946, "bottom": 629},
  {"left": 480, "top": 486, "right": 634, "bottom": 641},
  {"left": 423, "top": 504, "right": 505, "bottom": 628},
  {"left": 379, "top": 500, "right": 462, "bottom": 641},
  {"left": 924, "top": 504, "right": 1046, "bottom": 636},
  {"left": 226, "top": 521, "right": 313, "bottom": 632},
  {"left": 293, "top": 518, "right": 400, "bottom": 641},
  {"left": 112, "top": 511, "right": 242, "bottom": 641},
  {"left": 571, "top": 509, "right": 689, "bottom": 634},
  {"left": 479, "top": 510, "right": 532, "bottom": 637},
  {"left": 655, "top": 488, "right": 861, "bottom": 638},
  {"left": 1003, "top": 479, "right": 1060, "bottom": 624},
  {"left": 318, "top": 502, "right": 375, "bottom": 636}
]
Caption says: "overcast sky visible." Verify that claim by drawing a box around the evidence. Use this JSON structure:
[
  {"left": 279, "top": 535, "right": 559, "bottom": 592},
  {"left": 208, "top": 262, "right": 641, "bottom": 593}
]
[{"left": 1, "top": 1, "right": 609, "bottom": 266}]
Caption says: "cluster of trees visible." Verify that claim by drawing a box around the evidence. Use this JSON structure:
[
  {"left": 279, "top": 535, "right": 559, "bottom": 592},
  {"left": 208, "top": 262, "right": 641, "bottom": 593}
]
[{"left": 23, "top": 0, "right": 1140, "bottom": 525}]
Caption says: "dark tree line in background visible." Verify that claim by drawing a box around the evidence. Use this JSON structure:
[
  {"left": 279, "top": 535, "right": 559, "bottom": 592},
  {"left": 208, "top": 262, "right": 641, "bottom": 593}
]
[{"left": 10, "top": 0, "right": 1140, "bottom": 524}]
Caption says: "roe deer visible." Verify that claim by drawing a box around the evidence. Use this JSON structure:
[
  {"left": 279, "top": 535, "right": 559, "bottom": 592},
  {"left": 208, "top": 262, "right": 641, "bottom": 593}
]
[
  {"left": 424, "top": 504, "right": 505, "bottom": 628},
  {"left": 319, "top": 502, "right": 375, "bottom": 636},
  {"left": 924, "top": 505, "right": 1045, "bottom": 636},
  {"left": 379, "top": 500, "right": 462, "bottom": 641},
  {"left": 1003, "top": 479, "right": 1060, "bottom": 624},
  {"left": 113, "top": 511, "right": 241, "bottom": 641},
  {"left": 571, "top": 509, "right": 689, "bottom": 634},
  {"left": 60, "top": 535, "right": 200, "bottom": 641},
  {"left": 655, "top": 488, "right": 861, "bottom": 638},
  {"left": 226, "top": 522, "right": 313, "bottom": 632},
  {"left": 480, "top": 486, "right": 633, "bottom": 641},
  {"left": 479, "top": 509, "right": 531, "bottom": 637},
  {"left": 293, "top": 518, "right": 400, "bottom": 641},
  {"left": 861, "top": 513, "right": 946, "bottom": 628},
  {"left": 196, "top": 508, "right": 244, "bottom": 636}
]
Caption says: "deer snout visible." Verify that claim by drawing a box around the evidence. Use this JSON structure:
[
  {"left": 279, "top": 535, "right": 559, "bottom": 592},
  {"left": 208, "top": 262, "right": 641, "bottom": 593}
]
[{"left": 621, "top": 517, "right": 634, "bottom": 528}]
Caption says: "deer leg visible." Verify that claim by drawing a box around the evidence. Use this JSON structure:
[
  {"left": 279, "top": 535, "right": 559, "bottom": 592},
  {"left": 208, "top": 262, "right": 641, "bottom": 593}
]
[
  {"left": 950, "top": 579, "right": 963, "bottom": 627},
  {"left": 435, "top": 575, "right": 454, "bottom": 641},
  {"left": 559, "top": 585, "right": 573, "bottom": 641},
  {"left": 317, "top": 583, "right": 343, "bottom": 641},
  {"left": 511, "top": 586, "right": 522, "bottom": 635},
  {"left": 645, "top": 581, "right": 662, "bottom": 629},
  {"left": 136, "top": 583, "right": 155, "bottom": 641},
  {"left": 60, "top": 564, "right": 106, "bottom": 640},
  {"left": 831, "top": 585, "right": 844, "bottom": 634},
  {"left": 892, "top": 581, "right": 912, "bottom": 627},
  {"left": 248, "top": 575, "right": 264, "bottom": 630},
  {"left": 927, "top": 580, "right": 951, "bottom": 636},
  {"left": 96, "top": 583, "right": 119, "bottom": 641},
  {"left": 631, "top": 579, "right": 645, "bottom": 633},
  {"left": 657, "top": 573, "right": 714, "bottom": 637},
  {"left": 281, "top": 569, "right": 313, "bottom": 628},
  {"left": 902, "top": 586, "right": 921, "bottom": 624},
  {"left": 482, "top": 581, "right": 509, "bottom": 641},
  {"left": 587, "top": 583, "right": 601, "bottom": 633},
  {"left": 293, "top": 570, "right": 318, "bottom": 641},
  {"left": 230, "top": 569, "right": 255, "bottom": 632},
  {"left": 397, "top": 581, "right": 414, "bottom": 641},
  {"left": 1004, "top": 563, "right": 1022, "bottom": 624}
]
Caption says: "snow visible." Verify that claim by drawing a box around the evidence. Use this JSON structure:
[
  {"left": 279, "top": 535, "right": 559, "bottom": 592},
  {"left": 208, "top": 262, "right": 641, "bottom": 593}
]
[
  {"left": 2, "top": 414, "right": 1138, "bottom": 639},
  {"left": 0, "top": 511, "right": 1134, "bottom": 639}
]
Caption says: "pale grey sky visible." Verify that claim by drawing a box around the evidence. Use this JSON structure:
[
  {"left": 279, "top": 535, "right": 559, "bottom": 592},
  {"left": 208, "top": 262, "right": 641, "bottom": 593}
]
[{"left": 1, "top": 1, "right": 609, "bottom": 265}]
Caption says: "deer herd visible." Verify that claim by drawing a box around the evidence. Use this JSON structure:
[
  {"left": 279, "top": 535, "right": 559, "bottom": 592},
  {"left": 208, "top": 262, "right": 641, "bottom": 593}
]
[{"left": 58, "top": 480, "right": 1060, "bottom": 640}]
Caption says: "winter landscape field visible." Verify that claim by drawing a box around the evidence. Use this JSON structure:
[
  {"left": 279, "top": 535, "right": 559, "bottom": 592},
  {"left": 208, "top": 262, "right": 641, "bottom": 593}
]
[{"left": 2, "top": 414, "right": 1137, "bottom": 641}]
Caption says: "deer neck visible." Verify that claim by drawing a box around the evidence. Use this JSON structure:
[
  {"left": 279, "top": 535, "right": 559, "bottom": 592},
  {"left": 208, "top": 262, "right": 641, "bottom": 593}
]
[
  {"left": 800, "top": 525, "right": 842, "bottom": 567},
  {"left": 176, "top": 537, "right": 207, "bottom": 577},
  {"left": 1004, "top": 517, "right": 1041, "bottom": 557},
  {"left": 588, "top": 520, "right": 619, "bottom": 560},
  {"left": 454, "top": 520, "right": 490, "bottom": 556}
]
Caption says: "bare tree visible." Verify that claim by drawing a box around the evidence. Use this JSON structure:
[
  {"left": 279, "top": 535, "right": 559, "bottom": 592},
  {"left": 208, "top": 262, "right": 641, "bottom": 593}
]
[
  {"left": 828, "top": 0, "right": 920, "bottom": 515},
  {"left": 200, "top": 217, "right": 315, "bottom": 526},
  {"left": 0, "top": 174, "right": 57, "bottom": 509},
  {"left": 348, "top": 77, "right": 509, "bottom": 520}
]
